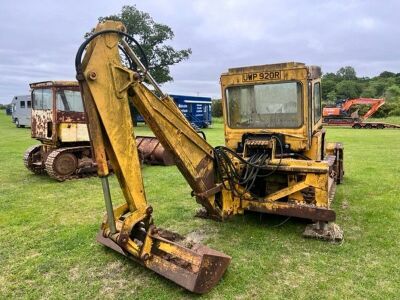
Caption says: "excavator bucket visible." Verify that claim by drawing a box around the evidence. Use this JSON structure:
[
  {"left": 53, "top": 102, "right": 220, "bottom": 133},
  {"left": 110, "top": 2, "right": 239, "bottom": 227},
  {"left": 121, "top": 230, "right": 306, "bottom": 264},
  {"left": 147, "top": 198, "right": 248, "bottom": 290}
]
[
  {"left": 136, "top": 136, "right": 175, "bottom": 166},
  {"left": 96, "top": 228, "right": 231, "bottom": 294}
]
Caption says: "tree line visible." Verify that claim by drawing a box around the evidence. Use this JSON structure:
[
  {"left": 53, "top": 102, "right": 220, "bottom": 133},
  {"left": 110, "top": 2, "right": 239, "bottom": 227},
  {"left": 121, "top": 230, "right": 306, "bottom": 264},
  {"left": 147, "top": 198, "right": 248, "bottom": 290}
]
[{"left": 322, "top": 66, "right": 400, "bottom": 117}]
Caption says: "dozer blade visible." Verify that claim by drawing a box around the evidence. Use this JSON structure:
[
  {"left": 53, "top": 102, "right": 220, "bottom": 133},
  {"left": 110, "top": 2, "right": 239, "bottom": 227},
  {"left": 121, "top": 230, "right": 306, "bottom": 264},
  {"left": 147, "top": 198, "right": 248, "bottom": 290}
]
[
  {"left": 96, "top": 229, "right": 231, "bottom": 294},
  {"left": 136, "top": 136, "right": 175, "bottom": 166}
]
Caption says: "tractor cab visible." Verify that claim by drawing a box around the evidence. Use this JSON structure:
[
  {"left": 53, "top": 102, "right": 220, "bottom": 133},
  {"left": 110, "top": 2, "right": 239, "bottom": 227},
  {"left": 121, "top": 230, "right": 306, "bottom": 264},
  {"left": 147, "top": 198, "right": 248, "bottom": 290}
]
[{"left": 30, "top": 81, "right": 89, "bottom": 145}]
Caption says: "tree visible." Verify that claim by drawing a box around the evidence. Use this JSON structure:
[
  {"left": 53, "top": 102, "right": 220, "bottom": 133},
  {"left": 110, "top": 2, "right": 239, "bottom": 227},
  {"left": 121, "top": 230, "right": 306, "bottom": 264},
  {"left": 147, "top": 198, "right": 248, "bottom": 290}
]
[
  {"left": 369, "top": 80, "right": 387, "bottom": 97},
  {"left": 335, "top": 80, "right": 362, "bottom": 99},
  {"left": 361, "top": 85, "right": 377, "bottom": 98},
  {"left": 321, "top": 78, "right": 337, "bottom": 100},
  {"left": 211, "top": 99, "right": 223, "bottom": 117},
  {"left": 326, "top": 91, "right": 338, "bottom": 103},
  {"left": 336, "top": 66, "right": 357, "bottom": 80},
  {"left": 322, "top": 72, "right": 339, "bottom": 81},
  {"left": 379, "top": 71, "right": 396, "bottom": 78},
  {"left": 385, "top": 85, "right": 400, "bottom": 102},
  {"left": 95, "top": 5, "right": 192, "bottom": 84}
]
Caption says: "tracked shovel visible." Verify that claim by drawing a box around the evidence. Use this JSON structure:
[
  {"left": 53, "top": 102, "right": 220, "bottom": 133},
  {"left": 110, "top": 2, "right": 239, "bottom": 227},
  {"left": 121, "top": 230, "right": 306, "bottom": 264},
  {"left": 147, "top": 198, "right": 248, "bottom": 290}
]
[{"left": 97, "top": 226, "right": 230, "bottom": 293}]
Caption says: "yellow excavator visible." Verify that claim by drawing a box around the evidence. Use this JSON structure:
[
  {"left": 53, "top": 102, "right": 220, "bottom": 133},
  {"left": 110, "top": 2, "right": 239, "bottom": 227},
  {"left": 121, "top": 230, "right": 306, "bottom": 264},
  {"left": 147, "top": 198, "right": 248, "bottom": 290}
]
[{"left": 75, "top": 21, "right": 344, "bottom": 293}]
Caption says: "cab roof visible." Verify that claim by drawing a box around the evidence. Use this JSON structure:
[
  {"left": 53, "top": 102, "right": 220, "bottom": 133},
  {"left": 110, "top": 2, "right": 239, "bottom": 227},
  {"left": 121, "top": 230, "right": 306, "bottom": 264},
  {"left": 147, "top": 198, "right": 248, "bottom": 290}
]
[
  {"left": 227, "top": 62, "right": 306, "bottom": 74},
  {"left": 224, "top": 62, "right": 321, "bottom": 80},
  {"left": 29, "top": 81, "right": 79, "bottom": 88}
]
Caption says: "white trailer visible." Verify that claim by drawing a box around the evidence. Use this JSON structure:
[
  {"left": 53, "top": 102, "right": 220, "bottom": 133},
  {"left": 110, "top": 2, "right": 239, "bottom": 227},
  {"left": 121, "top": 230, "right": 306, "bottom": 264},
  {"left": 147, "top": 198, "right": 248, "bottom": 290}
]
[{"left": 11, "top": 95, "right": 31, "bottom": 127}]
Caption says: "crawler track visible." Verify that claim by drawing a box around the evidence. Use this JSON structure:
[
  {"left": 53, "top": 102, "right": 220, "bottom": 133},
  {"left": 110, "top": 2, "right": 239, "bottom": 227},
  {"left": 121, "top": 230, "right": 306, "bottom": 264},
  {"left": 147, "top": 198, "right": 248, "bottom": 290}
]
[
  {"left": 23, "top": 145, "right": 46, "bottom": 175},
  {"left": 45, "top": 146, "right": 97, "bottom": 181}
]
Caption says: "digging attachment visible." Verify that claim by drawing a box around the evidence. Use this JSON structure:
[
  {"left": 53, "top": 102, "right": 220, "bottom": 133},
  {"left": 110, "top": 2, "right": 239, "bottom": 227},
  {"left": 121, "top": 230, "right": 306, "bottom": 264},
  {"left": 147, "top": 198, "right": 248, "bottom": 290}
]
[
  {"left": 97, "top": 226, "right": 230, "bottom": 294},
  {"left": 76, "top": 20, "right": 230, "bottom": 293}
]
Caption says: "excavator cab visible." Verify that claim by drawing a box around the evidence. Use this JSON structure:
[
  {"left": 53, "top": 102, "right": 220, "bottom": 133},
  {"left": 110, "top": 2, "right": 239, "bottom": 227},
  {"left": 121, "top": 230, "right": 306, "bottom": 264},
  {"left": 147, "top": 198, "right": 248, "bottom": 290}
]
[
  {"left": 219, "top": 63, "right": 344, "bottom": 233},
  {"left": 221, "top": 63, "right": 324, "bottom": 156}
]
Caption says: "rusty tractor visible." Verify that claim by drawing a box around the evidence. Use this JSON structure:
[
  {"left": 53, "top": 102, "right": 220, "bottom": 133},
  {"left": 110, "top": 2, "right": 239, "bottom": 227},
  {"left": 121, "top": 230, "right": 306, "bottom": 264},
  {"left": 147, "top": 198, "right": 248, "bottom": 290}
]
[{"left": 24, "top": 81, "right": 174, "bottom": 181}]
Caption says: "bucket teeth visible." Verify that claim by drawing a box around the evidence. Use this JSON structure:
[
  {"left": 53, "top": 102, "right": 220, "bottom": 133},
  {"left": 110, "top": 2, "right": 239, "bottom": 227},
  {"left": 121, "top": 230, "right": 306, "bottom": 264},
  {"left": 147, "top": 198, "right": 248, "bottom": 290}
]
[
  {"left": 96, "top": 228, "right": 231, "bottom": 293},
  {"left": 303, "top": 222, "right": 344, "bottom": 242},
  {"left": 96, "top": 230, "right": 128, "bottom": 256}
]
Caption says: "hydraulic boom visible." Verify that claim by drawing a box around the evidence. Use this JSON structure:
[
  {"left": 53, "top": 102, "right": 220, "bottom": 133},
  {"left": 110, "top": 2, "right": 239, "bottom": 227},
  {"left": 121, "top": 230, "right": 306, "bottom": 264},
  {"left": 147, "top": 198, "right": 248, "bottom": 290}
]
[
  {"left": 323, "top": 98, "right": 385, "bottom": 122},
  {"left": 76, "top": 21, "right": 230, "bottom": 293}
]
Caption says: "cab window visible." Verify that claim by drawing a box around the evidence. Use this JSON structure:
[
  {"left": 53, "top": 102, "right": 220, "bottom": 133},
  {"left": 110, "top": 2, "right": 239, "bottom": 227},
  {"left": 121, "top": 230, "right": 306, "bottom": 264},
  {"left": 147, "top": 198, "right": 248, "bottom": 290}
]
[
  {"left": 226, "top": 81, "right": 303, "bottom": 128},
  {"left": 313, "top": 82, "right": 322, "bottom": 123},
  {"left": 56, "top": 89, "right": 84, "bottom": 112},
  {"left": 33, "top": 89, "right": 53, "bottom": 110}
]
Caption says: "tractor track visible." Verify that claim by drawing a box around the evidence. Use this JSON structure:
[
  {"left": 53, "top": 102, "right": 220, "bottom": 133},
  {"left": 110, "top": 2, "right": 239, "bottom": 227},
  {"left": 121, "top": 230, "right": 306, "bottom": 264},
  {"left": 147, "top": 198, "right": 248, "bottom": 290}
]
[
  {"left": 44, "top": 146, "right": 97, "bottom": 181},
  {"left": 23, "top": 145, "right": 46, "bottom": 175}
]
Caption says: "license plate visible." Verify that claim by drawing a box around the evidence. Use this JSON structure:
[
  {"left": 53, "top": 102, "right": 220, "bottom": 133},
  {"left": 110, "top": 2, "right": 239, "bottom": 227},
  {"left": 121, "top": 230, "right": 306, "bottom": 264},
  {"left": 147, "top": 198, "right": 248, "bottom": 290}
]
[{"left": 242, "top": 71, "right": 281, "bottom": 82}]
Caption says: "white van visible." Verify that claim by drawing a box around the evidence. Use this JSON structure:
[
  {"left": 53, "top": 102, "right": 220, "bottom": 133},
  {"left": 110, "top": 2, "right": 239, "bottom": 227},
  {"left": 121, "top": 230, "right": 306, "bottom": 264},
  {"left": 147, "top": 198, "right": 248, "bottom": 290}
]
[{"left": 11, "top": 95, "right": 31, "bottom": 127}]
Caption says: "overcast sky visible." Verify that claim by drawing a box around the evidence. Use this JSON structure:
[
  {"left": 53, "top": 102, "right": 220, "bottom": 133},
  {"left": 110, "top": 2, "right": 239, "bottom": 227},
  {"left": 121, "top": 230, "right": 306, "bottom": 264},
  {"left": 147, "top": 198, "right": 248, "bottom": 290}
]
[{"left": 1, "top": 0, "right": 399, "bottom": 104}]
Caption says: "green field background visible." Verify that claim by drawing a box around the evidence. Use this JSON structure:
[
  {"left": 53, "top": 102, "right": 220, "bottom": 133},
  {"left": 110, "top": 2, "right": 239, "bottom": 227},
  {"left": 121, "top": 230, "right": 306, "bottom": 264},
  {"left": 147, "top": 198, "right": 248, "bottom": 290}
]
[{"left": 1, "top": 111, "right": 399, "bottom": 299}]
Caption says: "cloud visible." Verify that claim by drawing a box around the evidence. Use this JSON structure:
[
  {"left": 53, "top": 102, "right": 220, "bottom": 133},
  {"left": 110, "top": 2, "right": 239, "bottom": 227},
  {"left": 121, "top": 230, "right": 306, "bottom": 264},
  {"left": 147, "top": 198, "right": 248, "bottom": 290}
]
[
  {"left": 0, "top": 0, "right": 399, "bottom": 103},
  {"left": 356, "top": 17, "right": 378, "bottom": 30}
]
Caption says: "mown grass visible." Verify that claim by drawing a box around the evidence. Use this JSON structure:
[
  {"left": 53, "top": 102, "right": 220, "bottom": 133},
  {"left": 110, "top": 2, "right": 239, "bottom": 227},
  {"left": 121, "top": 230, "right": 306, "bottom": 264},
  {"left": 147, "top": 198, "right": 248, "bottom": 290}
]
[
  {"left": 0, "top": 111, "right": 399, "bottom": 299},
  {"left": 368, "top": 115, "right": 400, "bottom": 124}
]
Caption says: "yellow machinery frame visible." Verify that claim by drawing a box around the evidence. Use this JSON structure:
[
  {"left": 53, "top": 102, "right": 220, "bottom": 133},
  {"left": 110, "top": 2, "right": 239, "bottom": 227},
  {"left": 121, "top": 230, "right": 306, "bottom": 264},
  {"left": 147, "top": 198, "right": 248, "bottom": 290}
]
[{"left": 75, "top": 21, "right": 344, "bottom": 293}]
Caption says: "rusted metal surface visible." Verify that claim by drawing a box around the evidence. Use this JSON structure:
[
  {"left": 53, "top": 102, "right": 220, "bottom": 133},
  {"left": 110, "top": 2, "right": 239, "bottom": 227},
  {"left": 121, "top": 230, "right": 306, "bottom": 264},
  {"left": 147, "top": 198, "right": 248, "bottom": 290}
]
[
  {"left": 30, "top": 81, "right": 83, "bottom": 143},
  {"left": 31, "top": 109, "right": 53, "bottom": 140},
  {"left": 136, "top": 136, "right": 175, "bottom": 166},
  {"left": 30, "top": 81, "right": 79, "bottom": 89},
  {"left": 44, "top": 146, "right": 97, "bottom": 181},
  {"left": 149, "top": 228, "right": 230, "bottom": 293},
  {"left": 334, "top": 143, "right": 344, "bottom": 184},
  {"left": 243, "top": 200, "right": 336, "bottom": 222},
  {"left": 56, "top": 111, "right": 86, "bottom": 123},
  {"left": 96, "top": 226, "right": 231, "bottom": 294},
  {"left": 52, "top": 152, "right": 77, "bottom": 176},
  {"left": 194, "top": 184, "right": 223, "bottom": 201},
  {"left": 23, "top": 145, "right": 46, "bottom": 175},
  {"left": 96, "top": 230, "right": 128, "bottom": 256}
]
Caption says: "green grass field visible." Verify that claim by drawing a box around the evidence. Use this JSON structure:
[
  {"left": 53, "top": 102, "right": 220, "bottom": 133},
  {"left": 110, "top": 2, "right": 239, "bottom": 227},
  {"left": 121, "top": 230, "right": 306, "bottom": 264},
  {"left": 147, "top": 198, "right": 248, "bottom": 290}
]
[{"left": 1, "top": 111, "right": 399, "bottom": 299}]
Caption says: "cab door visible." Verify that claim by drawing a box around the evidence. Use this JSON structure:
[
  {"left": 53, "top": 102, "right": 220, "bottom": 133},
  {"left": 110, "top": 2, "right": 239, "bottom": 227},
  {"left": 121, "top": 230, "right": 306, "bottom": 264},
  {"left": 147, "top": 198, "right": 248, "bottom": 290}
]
[
  {"left": 312, "top": 80, "right": 322, "bottom": 126},
  {"left": 307, "top": 81, "right": 313, "bottom": 146}
]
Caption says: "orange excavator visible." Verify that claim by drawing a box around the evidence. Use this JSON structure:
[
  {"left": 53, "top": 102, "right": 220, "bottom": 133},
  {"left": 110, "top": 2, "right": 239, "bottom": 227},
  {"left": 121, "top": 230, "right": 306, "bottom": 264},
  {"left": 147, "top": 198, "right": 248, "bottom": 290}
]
[{"left": 323, "top": 98, "right": 398, "bottom": 129}]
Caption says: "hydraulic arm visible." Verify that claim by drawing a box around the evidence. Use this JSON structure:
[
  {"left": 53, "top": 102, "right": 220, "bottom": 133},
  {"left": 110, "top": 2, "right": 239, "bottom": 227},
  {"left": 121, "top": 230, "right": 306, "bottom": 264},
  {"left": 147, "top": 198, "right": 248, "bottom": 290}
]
[
  {"left": 76, "top": 21, "right": 230, "bottom": 293},
  {"left": 323, "top": 98, "right": 385, "bottom": 121},
  {"left": 341, "top": 98, "right": 385, "bottom": 120}
]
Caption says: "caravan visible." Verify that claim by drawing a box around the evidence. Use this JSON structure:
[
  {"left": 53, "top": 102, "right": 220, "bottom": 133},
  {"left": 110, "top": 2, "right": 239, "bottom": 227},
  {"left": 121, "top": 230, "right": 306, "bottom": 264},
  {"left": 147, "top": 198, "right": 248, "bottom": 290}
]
[{"left": 11, "top": 95, "right": 31, "bottom": 127}]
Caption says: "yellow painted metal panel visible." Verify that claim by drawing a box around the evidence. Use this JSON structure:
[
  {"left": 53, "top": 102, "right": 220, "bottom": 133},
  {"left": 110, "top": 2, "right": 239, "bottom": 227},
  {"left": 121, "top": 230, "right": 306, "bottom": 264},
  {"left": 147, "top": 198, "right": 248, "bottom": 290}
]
[{"left": 58, "top": 123, "right": 89, "bottom": 142}]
